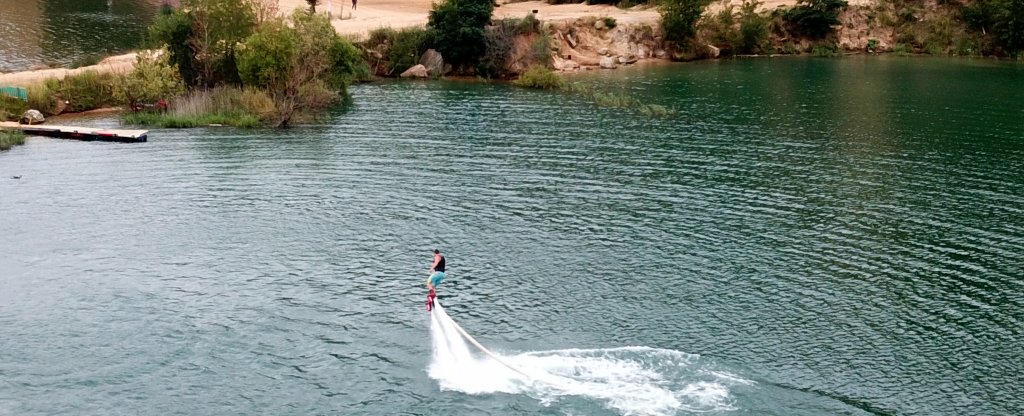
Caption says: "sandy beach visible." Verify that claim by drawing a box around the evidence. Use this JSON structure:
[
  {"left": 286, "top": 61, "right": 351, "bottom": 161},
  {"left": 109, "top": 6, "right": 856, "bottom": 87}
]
[{"left": 274, "top": 0, "right": 661, "bottom": 38}]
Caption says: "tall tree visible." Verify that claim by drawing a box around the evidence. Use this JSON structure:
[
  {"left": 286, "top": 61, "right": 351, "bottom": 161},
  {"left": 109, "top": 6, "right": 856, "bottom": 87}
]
[{"left": 427, "top": 0, "right": 494, "bottom": 72}]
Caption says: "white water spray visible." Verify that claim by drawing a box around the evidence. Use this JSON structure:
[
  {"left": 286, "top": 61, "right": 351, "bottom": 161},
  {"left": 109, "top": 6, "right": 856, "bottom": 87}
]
[{"left": 427, "top": 300, "right": 755, "bottom": 415}]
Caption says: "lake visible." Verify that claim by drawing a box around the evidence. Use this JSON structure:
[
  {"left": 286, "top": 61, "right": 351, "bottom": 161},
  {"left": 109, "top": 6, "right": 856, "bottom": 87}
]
[
  {"left": 1, "top": 57, "right": 1022, "bottom": 415},
  {"left": 0, "top": 0, "right": 164, "bottom": 72}
]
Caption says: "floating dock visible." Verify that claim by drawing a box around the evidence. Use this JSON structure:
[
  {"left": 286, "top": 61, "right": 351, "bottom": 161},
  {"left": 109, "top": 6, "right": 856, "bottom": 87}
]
[{"left": 0, "top": 121, "right": 147, "bottom": 142}]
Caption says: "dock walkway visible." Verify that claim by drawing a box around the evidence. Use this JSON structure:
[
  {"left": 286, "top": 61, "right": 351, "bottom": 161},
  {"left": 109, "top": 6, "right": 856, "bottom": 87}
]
[{"left": 0, "top": 121, "right": 147, "bottom": 142}]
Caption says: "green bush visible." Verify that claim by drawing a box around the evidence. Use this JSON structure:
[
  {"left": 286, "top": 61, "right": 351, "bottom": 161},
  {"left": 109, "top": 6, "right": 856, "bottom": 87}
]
[
  {"left": 0, "top": 96, "right": 28, "bottom": 122},
  {"left": 147, "top": 0, "right": 257, "bottom": 87},
  {"left": 867, "top": 38, "right": 880, "bottom": 52},
  {"left": 480, "top": 20, "right": 517, "bottom": 78},
  {"left": 365, "top": 27, "right": 430, "bottom": 76},
  {"left": 738, "top": 1, "right": 770, "bottom": 54},
  {"left": 60, "top": 70, "right": 117, "bottom": 112},
  {"left": 513, "top": 65, "right": 564, "bottom": 89},
  {"left": 112, "top": 51, "right": 186, "bottom": 108},
  {"left": 27, "top": 82, "right": 57, "bottom": 115},
  {"left": 811, "top": 42, "right": 841, "bottom": 56},
  {"left": 962, "top": 0, "right": 1024, "bottom": 55},
  {"left": 784, "top": 0, "right": 849, "bottom": 39},
  {"left": 0, "top": 130, "right": 26, "bottom": 151},
  {"left": 662, "top": 0, "right": 711, "bottom": 44},
  {"left": 427, "top": 0, "right": 495, "bottom": 72},
  {"left": 602, "top": 17, "right": 618, "bottom": 29}
]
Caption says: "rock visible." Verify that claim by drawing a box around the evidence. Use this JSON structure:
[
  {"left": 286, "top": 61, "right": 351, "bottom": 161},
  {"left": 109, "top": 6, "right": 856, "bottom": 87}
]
[
  {"left": 594, "top": 19, "right": 606, "bottom": 30},
  {"left": 20, "top": 109, "right": 44, "bottom": 125},
  {"left": 400, "top": 64, "right": 429, "bottom": 78},
  {"left": 599, "top": 56, "right": 618, "bottom": 69},
  {"left": 566, "top": 33, "right": 578, "bottom": 49},
  {"left": 419, "top": 49, "right": 444, "bottom": 77},
  {"left": 53, "top": 98, "right": 69, "bottom": 115},
  {"left": 707, "top": 44, "right": 720, "bottom": 58},
  {"left": 619, "top": 54, "right": 638, "bottom": 65},
  {"left": 654, "top": 49, "right": 668, "bottom": 59},
  {"left": 599, "top": 48, "right": 609, "bottom": 56}
]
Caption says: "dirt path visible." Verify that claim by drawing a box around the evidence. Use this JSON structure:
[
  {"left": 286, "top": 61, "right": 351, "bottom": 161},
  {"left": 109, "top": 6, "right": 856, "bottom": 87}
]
[{"left": 0, "top": 53, "right": 137, "bottom": 88}]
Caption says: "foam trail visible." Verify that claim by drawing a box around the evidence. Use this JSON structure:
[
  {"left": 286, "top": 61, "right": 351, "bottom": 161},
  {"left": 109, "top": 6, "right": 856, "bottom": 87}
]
[{"left": 426, "top": 301, "right": 753, "bottom": 415}]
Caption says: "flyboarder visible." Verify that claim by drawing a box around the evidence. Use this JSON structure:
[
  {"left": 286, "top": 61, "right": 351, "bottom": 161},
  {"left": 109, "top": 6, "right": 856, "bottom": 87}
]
[
  {"left": 427, "top": 249, "right": 446, "bottom": 290},
  {"left": 426, "top": 249, "right": 446, "bottom": 311}
]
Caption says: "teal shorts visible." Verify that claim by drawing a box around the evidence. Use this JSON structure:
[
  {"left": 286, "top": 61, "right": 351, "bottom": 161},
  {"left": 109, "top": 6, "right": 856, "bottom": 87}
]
[{"left": 429, "top": 271, "right": 445, "bottom": 286}]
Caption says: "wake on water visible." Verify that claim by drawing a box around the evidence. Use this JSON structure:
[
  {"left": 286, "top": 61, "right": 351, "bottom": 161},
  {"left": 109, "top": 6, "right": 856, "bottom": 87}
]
[{"left": 428, "top": 301, "right": 753, "bottom": 415}]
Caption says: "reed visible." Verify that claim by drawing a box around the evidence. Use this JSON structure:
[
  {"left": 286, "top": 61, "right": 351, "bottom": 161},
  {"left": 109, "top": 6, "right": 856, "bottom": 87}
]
[
  {"left": 122, "top": 86, "right": 275, "bottom": 128},
  {"left": 0, "top": 130, "right": 26, "bottom": 151}
]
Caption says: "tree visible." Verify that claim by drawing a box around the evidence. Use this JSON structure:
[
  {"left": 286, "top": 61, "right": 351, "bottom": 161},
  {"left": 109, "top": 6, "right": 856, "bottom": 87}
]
[
  {"left": 237, "top": 11, "right": 361, "bottom": 126},
  {"left": 960, "top": 0, "right": 1023, "bottom": 55},
  {"left": 784, "top": 0, "right": 848, "bottom": 39},
  {"left": 149, "top": 7, "right": 199, "bottom": 87},
  {"left": 993, "top": 0, "right": 1024, "bottom": 54},
  {"left": 661, "top": 0, "right": 710, "bottom": 45},
  {"left": 113, "top": 51, "right": 186, "bottom": 108},
  {"left": 427, "top": 0, "right": 495, "bottom": 72},
  {"left": 187, "top": 0, "right": 258, "bottom": 87}
]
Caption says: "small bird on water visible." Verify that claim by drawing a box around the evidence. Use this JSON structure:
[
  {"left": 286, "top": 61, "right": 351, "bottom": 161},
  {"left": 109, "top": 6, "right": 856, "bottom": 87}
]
[{"left": 11, "top": 175, "right": 21, "bottom": 179}]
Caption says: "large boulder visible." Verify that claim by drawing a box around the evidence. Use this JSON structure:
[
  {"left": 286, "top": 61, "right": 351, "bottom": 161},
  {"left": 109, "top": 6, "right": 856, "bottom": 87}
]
[
  {"left": 400, "top": 64, "right": 429, "bottom": 78},
  {"left": 419, "top": 49, "right": 445, "bottom": 77},
  {"left": 20, "top": 109, "right": 44, "bottom": 125},
  {"left": 599, "top": 56, "right": 618, "bottom": 69}
]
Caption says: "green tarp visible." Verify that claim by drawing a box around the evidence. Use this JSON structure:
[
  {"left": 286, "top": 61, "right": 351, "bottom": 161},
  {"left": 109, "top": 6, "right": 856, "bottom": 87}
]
[{"left": 0, "top": 86, "right": 29, "bottom": 102}]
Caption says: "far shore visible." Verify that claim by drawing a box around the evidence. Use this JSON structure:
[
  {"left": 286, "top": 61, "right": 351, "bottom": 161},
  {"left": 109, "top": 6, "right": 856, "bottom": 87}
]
[{"left": 0, "top": 0, "right": 663, "bottom": 87}]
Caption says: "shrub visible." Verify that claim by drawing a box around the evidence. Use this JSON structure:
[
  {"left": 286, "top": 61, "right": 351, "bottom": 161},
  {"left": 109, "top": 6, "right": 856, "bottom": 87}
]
[
  {"left": 0, "top": 130, "right": 26, "bottom": 151},
  {"left": 112, "top": 51, "right": 186, "bottom": 108},
  {"left": 784, "top": 0, "right": 849, "bottom": 39},
  {"left": 0, "top": 96, "right": 28, "bottom": 122},
  {"left": 963, "top": 0, "right": 1024, "bottom": 55},
  {"left": 27, "top": 82, "right": 57, "bottom": 115},
  {"left": 700, "top": 5, "right": 738, "bottom": 53},
  {"left": 811, "top": 42, "right": 840, "bottom": 56},
  {"left": 662, "top": 0, "right": 711, "bottom": 44},
  {"left": 237, "top": 11, "right": 352, "bottom": 126},
  {"left": 427, "top": 0, "right": 495, "bottom": 72},
  {"left": 365, "top": 27, "right": 430, "bottom": 76},
  {"left": 60, "top": 70, "right": 117, "bottom": 112},
  {"left": 148, "top": 0, "right": 257, "bottom": 87},
  {"left": 602, "top": 17, "right": 618, "bottom": 29},
  {"left": 519, "top": 13, "right": 542, "bottom": 34},
  {"left": 867, "top": 38, "right": 880, "bottom": 52},
  {"left": 480, "top": 20, "right": 518, "bottom": 78},
  {"left": 480, "top": 16, "right": 551, "bottom": 78},
  {"left": 513, "top": 65, "right": 563, "bottom": 89},
  {"left": 737, "top": 1, "right": 770, "bottom": 54}
]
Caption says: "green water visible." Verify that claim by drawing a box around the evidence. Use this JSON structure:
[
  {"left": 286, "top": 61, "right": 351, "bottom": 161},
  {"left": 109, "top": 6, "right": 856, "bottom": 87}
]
[
  {"left": 0, "top": 0, "right": 162, "bottom": 72},
  {"left": 1, "top": 57, "right": 1022, "bottom": 415}
]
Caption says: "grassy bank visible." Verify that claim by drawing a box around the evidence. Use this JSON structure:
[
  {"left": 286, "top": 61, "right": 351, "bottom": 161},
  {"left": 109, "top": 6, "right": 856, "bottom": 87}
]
[
  {"left": 122, "top": 87, "right": 273, "bottom": 128},
  {"left": 0, "top": 130, "right": 27, "bottom": 151}
]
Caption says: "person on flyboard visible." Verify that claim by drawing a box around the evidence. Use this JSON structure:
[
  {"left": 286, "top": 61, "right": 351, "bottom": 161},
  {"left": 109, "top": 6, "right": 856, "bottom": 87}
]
[{"left": 426, "top": 249, "right": 446, "bottom": 311}]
